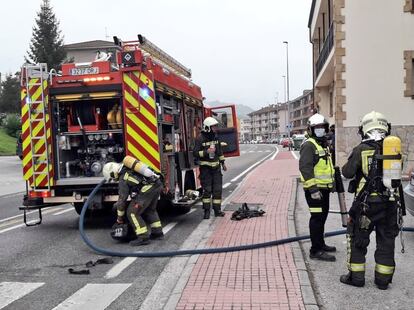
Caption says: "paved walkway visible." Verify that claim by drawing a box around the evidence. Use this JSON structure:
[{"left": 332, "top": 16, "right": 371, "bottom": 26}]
[{"left": 176, "top": 150, "right": 304, "bottom": 310}]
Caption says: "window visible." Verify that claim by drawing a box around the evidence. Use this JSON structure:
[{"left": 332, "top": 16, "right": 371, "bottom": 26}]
[
  {"left": 404, "top": 0, "right": 414, "bottom": 13},
  {"left": 404, "top": 51, "right": 414, "bottom": 97}
]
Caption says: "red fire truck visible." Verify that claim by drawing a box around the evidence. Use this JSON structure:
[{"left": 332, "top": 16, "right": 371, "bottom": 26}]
[{"left": 20, "top": 35, "right": 239, "bottom": 225}]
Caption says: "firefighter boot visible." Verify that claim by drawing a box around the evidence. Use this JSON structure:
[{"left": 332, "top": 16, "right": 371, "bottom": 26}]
[
  {"left": 150, "top": 232, "right": 164, "bottom": 240},
  {"left": 129, "top": 235, "right": 150, "bottom": 246},
  {"left": 309, "top": 250, "right": 336, "bottom": 262},
  {"left": 340, "top": 272, "right": 365, "bottom": 287},
  {"left": 374, "top": 278, "right": 389, "bottom": 290},
  {"left": 203, "top": 209, "right": 210, "bottom": 219},
  {"left": 213, "top": 206, "right": 225, "bottom": 217}
]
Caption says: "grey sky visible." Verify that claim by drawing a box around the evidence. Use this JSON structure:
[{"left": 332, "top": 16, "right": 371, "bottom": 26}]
[{"left": 0, "top": 0, "right": 312, "bottom": 110}]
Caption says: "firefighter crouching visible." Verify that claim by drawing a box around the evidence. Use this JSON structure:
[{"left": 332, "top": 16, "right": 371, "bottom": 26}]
[
  {"left": 299, "top": 113, "right": 336, "bottom": 262},
  {"left": 340, "top": 111, "right": 403, "bottom": 290},
  {"left": 193, "top": 117, "right": 227, "bottom": 219},
  {"left": 103, "top": 156, "right": 164, "bottom": 246}
]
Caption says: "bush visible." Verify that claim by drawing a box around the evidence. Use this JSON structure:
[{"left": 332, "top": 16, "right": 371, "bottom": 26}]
[{"left": 3, "top": 114, "right": 21, "bottom": 138}]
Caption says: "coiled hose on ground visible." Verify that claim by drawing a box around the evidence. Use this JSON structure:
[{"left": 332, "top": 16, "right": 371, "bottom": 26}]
[{"left": 79, "top": 180, "right": 414, "bottom": 258}]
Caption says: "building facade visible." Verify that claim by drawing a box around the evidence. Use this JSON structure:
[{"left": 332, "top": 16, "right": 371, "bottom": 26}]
[
  {"left": 239, "top": 118, "right": 252, "bottom": 142},
  {"left": 309, "top": 0, "right": 414, "bottom": 171},
  {"left": 289, "top": 90, "right": 314, "bottom": 134}
]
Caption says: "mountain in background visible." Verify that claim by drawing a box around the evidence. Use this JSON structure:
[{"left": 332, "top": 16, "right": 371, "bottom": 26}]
[{"left": 205, "top": 101, "right": 254, "bottom": 119}]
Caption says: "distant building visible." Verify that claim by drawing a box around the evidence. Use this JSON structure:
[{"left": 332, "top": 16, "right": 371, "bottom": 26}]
[
  {"left": 248, "top": 104, "right": 286, "bottom": 141},
  {"left": 309, "top": 0, "right": 414, "bottom": 170},
  {"left": 64, "top": 40, "right": 120, "bottom": 64},
  {"left": 289, "top": 90, "right": 314, "bottom": 134},
  {"left": 239, "top": 118, "right": 252, "bottom": 142}
]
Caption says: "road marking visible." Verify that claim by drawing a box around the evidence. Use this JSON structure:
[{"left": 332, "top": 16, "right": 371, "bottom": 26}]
[
  {"left": 248, "top": 151, "right": 254, "bottom": 153},
  {"left": 0, "top": 282, "right": 44, "bottom": 309},
  {"left": 0, "top": 208, "right": 58, "bottom": 234},
  {"left": 223, "top": 182, "right": 231, "bottom": 189},
  {"left": 188, "top": 208, "right": 196, "bottom": 214},
  {"left": 104, "top": 222, "right": 178, "bottom": 279},
  {"left": 291, "top": 151, "right": 299, "bottom": 160},
  {"left": 0, "top": 207, "right": 53, "bottom": 224},
  {"left": 51, "top": 283, "right": 131, "bottom": 310},
  {"left": 270, "top": 146, "right": 280, "bottom": 160},
  {"left": 53, "top": 208, "right": 75, "bottom": 216},
  {"left": 231, "top": 146, "right": 278, "bottom": 183}
]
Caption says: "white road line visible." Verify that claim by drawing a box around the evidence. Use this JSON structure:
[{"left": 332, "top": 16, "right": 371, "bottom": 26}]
[
  {"left": 270, "top": 146, "right": 280, "bottom": 160},
  {"left": 0, "top": 209, "right": 58, "bottom": 234},
  {"left": 0, "top": 282, "right": 44, "bottom": 309},
  {"left": 231, "top": 146, "right": 278, "bottom": 183},
  {"left": 0, "top": 207, "right": 53, "bottom": 224},
  {"left": 248, "top": 151, "right": 254, "bottom": 153},
  {"left": 223, "top": 182, "right": 231, "bottom": 189},
  {"left": 187, "top": 208, "right": 196, "bottom": 214},
  {"left": 104, "top": 222, "right": 178, "bottom": 279},
  {"left": 53, "top": 208, "right": 75, "bottom": 216},
  {"left": 291, "top": 151, "right": 299, "bottom": 160},
  {"left": 52, "top": 283, "right": 131, "bottom": 310}
]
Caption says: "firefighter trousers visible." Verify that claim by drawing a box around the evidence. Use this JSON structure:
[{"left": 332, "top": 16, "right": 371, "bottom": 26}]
[
  {"left": 346, "top": 201, "right": 399, "bottom": 285},
  {"left": 200, "top": 166, "right": 223, "bottom": 213},
  {"left": 304, "top": 189, "right": 331, "bottom": 254},
  {"left": 126, "top": 181, "right": 163, "bottom": 238}
]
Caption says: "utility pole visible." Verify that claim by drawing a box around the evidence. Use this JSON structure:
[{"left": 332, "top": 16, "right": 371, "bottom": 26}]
[{"left": 283, "top": 41, "right": 291, "bottom": 150}]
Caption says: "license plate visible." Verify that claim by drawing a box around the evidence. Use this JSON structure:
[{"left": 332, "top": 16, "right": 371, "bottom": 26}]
[{"left": 70, "top": 67, "right": 99, "bottom": 75}]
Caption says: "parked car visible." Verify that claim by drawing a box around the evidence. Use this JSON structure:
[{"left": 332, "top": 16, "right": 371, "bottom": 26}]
[
  {"left": 281, "top": 138, "right": 293, "bottom": 148},
  {"left": 16, "top": 134, "right": 23, "bottom": 160}
]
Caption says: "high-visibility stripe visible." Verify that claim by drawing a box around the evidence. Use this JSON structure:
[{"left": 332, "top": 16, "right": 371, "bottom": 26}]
[
  {"left": 123, "top": 73, "right": 139, "bottom": 93},
  {"left": 126, "top": 106, "right": 157, "bottom": 133},
  {"left": 127, "top": 124, "right": 160, "bottom": 163},
  {"left": 140, "top": 73, "right": 154, "bottom": 92},
  {"left": 303, "top": 178, "right": 317, "bottom": 188},
  {"left": 150, "top": 221, "right": 162, "bottom": 228},
  {"left": 212, "top": 199, "right": 222, "bottom": 204},
  {"left": 202, "top": 198, "right": 211, "bottom": 203},
  {"left": 130, "top": 214, "right": 148, "bottom": 235},
  {"left": 199, "top": 161, "right": 220, "bottom": 167},
  {"left": 375, "top": 264, "right": 394, "bottom": 275},
  {"left": 126, "top": 112, "right": 158, "bottom": 147},
  {"left": 309, "top": 207, "right": 322, "bottom": 213},
  {"left": 117, "top": 210, "right": 125, "bottom": 217},
  {"left": 199, "top": 151, "right": 204, "bottom": 157},
  {"left": 126, "top": 133, "right": 160, "bottom": 171},
  {"left": 124, "top": 90, "right": 140, "bottom": 109},
  {"left": 348, "top": 263, "right": 365, "bottom": 272}
]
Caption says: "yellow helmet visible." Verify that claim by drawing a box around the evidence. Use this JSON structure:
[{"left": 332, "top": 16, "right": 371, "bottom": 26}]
[{"left": 360, "top": 111, "right": 389, "bottom": 136}]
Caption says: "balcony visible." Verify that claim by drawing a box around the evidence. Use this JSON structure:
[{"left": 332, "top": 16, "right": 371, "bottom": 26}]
[{"left": 315, "top": 23, "right": 333, "bottom": 78}]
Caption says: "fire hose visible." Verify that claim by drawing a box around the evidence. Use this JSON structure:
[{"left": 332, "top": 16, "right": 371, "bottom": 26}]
[{"left": 79, "top": 180, "right": 414, "bottom": 258}]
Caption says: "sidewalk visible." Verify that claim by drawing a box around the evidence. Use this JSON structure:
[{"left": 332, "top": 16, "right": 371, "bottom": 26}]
[{"left": 176, "top": 150, "right": 307, "bottom": 310}]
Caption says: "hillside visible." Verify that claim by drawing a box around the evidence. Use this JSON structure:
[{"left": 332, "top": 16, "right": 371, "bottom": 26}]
[{"left": 205, "top": 101, "right": 254, "bottom": 119}]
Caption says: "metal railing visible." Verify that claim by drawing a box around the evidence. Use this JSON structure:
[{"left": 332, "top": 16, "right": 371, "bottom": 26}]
[{"left": 315, "top": 23, "right": 334, "bottom": 77}]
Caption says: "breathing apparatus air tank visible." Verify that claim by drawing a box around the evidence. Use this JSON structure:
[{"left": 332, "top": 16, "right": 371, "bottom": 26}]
[
  {"left": 382, "top": 135, "right": 402, "bottom": 191},
  {"left": 123, "top": 155, "right": 157, "bottom": 178},
  {"left": 116, "top": 108, "right": 123, "bottom": 129},
  {"left": 107, "top": 105, "right": 118, "bottom": 129},
  {"left": 334, "top": 166, "right": 348, "bottom": 227}
]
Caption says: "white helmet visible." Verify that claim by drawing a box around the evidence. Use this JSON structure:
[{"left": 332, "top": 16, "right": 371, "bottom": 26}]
[
  {"left": 102, "top": 162, "right": 123, "bottom": 180},
  {"left": 203, "top": 117, "right": 219, "bottom": 132},
  {"left": 307, "top": 113, "right": 329, "bottom": 136},
  {"left": 360, "top": 111, "right": 389, "bottom": 136}
]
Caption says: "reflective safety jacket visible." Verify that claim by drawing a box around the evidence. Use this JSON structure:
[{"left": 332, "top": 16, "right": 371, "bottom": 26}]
[
  {"left": 299, "top": 137, "right": 334, "bottom": 191},
  {"left": 342, "top": 140, "right": 386, "bottom": 199},
  {"left": 193, "top": 131, "right": 225, "bottom": 168},
  {"left": 114, "top": 167, "right": 158, "bottom": 216}
]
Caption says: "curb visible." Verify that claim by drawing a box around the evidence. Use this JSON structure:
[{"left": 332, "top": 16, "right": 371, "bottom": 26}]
[{"left": 288, "top": 178, "right": 319, "bottom": 310}]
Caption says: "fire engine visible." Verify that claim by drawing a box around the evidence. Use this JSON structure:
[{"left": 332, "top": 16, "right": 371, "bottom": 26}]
[{"left": 20, "top": 35, "right": 239, "bottom": 225}]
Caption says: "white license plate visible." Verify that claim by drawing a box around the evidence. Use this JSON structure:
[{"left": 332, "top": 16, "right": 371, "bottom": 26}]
[{"left": 70, "top": 67, "right": 99, "bottom": 75}]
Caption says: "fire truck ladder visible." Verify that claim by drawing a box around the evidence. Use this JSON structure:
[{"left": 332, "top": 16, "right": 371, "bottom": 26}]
[{"left": 22, "top": 63, "right": 51, "bottom": 226}]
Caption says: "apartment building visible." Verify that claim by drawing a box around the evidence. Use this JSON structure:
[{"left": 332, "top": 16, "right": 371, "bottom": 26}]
[
  {"left": 290, "top": 90, "right": 314, "bottom": 134},
  {"left": 239, "top": 118, "right": 252, "bottom": 142},
  {"left": 248, "top": 104, "right": 280, "bottom": 141},
  {"left": 309, "top": 0, "right": 414, "bottom": 171}
]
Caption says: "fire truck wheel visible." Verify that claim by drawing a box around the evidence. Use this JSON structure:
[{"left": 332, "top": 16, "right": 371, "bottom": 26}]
[{"left": 174, "top": 205, "right": 191, "bottom": 215}]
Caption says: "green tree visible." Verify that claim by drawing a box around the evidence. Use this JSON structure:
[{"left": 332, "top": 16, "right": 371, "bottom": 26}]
[
  {"left": 26, "top": 0, "right": 66, "bottom": 71},
  {"left": 0, "top": 74, "right": 20, "bottom": 114}
]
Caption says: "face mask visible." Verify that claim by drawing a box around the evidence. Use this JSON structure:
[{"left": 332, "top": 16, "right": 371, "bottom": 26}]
[
  {"left": 365, "top": 129, "right": 386, "bottom": 141},
  {"left": 314, "top": 128, "right": 325, "bottom": 138}
]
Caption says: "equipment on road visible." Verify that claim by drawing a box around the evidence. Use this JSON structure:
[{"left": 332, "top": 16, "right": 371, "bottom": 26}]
[
  {"left": 231, "top": 203, "right": 265, "bottom": 221},
  {"left": 20, "top": 34, "right": 240, "bottom": 225},
  {"left": 334, "top": 167, "right": 348, "bottom": 227}
]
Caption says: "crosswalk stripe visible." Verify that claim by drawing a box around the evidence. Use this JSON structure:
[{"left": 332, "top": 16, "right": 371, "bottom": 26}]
[
  {"left": 51, "top": 283, "right": 131, "bottom": 310},
  {"left": 0, "top": 282, "right": 44, "bottom": 309}
]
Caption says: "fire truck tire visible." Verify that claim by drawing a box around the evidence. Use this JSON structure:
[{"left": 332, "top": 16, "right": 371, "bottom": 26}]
[{"left": 174, "top": 205, "right": 191, "bottom": 215}]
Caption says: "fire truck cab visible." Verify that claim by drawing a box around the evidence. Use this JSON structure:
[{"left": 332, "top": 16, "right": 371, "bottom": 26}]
[{"left": 20, "top": 35, "right": 239, "bottom": 225}]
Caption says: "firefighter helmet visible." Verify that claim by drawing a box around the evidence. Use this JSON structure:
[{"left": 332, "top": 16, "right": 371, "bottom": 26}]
[
  {"left": 203, "top": 117, "right": 219, "bottom": 132},
  {"left": 307, "top": 113, "right": 329, "bottom": 137},
  {"left": 103, "top": 162, "right": 123, "bottom": 180},
  {"left": 359, "top": 111, "right": 390, "bottom": 136}
]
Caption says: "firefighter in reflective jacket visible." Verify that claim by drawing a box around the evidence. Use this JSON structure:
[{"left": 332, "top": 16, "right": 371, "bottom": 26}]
[
  {"left": 340, "top": 111, "right": 399, "bottom": 290},
  {"left": 103, "top": 159, "right": 163, "bottom": 246},
  {"left": 299, "top": 113, "right": 336, "bottom": 262},
  {"left": 193, "top": 117, "right": 227, "bottom": 219}
]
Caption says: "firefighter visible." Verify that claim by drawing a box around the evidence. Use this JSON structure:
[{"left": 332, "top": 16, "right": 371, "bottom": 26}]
[
  {"left": 340, "top": 111, "right": 400, "bottom": 290},
  {"left": 103, "top": 159, "right": 164, "bottom": 246},
  {"left": 299, "top": 113, "right": 336, "bottom": 262},
  {"left": 193, "top": 117, "right": 227, "bottom": 219}
]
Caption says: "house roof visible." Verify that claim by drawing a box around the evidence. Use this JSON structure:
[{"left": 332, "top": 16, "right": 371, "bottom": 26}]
[{"left": 64, "top": 40, "right": 120, "bottom": 50}]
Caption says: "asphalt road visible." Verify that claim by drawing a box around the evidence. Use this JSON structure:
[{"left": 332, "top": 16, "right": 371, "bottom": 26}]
[{"left": 0, "top": 144, "right": 277, "bottom": 310}]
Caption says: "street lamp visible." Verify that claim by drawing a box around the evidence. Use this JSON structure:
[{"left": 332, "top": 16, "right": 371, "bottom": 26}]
[{"left": 283, "top": 41, "right": 291, "bottom": 150}]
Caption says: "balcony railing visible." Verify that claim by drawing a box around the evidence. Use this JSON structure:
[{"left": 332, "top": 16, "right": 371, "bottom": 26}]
[{"left": 315, "top": 23, "right": 334, "bottom": 77}]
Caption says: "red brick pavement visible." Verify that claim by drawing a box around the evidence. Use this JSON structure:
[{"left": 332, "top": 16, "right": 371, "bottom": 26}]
[{"left": 176, "top": 150, "right": 304, "bottom": 310}]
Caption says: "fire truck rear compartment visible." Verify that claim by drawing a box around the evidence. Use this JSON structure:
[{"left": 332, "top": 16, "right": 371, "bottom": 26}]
[{"left": 53, "top": 96, "right": 125, "bottom": 182}]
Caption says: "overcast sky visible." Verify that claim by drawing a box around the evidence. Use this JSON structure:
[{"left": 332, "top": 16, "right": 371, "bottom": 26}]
[{"left": 0, "top": 0, "right": 312, "bottom": 110}]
